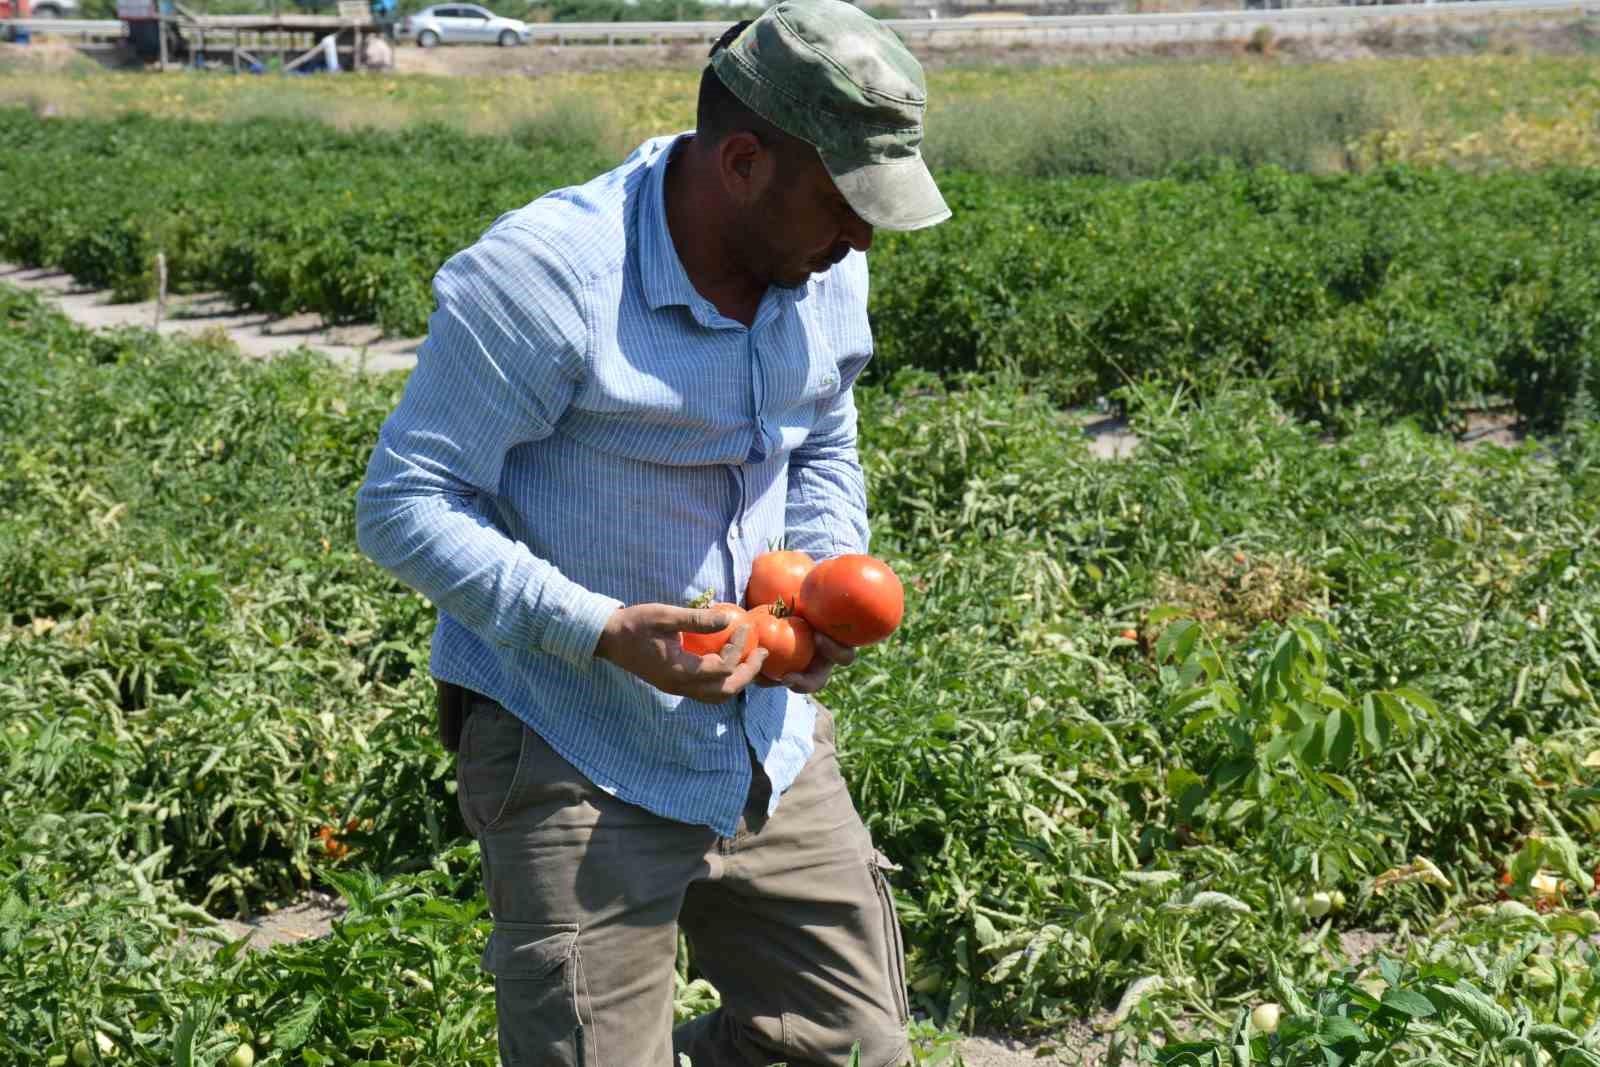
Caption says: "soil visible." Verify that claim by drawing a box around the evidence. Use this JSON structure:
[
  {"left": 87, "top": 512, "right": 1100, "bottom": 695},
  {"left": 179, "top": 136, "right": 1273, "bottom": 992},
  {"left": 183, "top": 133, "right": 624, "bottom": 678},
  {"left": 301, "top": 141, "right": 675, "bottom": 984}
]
[{"left": 0, "top": 263, "right": 420, "bottom": 374}]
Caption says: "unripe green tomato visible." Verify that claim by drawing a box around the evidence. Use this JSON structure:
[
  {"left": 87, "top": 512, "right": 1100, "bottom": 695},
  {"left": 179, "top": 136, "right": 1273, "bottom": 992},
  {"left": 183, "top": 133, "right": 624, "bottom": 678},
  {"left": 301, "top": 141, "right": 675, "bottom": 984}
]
[
  {"left": 226, "top": 1043, "right": 255, "bottom": 1067},
  {"left": 1251, "top": 1003, "right": 1282, "bottom": 1034},
  {"left": 1330, "top": 890, "right": 1347, "bottom": 912},
  {"left": 70, "top": 1033, "right": 115, "bottom": 1066},
  {"left": 1579, "top": 908, "right": 1600, "bottom": 935},
  {"left": 1305, "top": 892, "right": 1333, "bottom": 919}
]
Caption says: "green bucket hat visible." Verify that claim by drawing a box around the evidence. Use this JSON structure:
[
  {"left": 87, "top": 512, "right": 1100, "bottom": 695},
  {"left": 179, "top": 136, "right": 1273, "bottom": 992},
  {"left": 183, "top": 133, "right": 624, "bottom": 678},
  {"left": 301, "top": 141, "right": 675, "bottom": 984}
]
[{"left": 710, "top": 0, "right": 951, "bottom": 232}]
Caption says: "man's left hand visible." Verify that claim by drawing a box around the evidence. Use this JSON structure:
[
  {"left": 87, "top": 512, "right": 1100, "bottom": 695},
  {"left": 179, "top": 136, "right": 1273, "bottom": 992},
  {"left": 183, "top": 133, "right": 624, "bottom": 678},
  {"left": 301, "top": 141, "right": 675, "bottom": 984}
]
[{"left": 756, "top": 631, "right": 856, "bottom": 694}]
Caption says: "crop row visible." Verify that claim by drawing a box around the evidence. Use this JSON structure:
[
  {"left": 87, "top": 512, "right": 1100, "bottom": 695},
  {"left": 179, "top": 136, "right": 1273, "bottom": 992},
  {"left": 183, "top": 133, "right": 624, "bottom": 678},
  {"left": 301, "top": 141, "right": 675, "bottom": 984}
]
[
  {"left": 1, "top": 109, "right": 1597, "bottom": 432},
  {"left": 4, "top": 286, "right": 1598, "bottom": 1061}
]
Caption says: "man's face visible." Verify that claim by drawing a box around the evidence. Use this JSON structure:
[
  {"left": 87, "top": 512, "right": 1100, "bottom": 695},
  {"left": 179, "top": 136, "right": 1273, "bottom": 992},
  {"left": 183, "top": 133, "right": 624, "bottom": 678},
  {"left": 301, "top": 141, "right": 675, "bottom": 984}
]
[{"left": 737, "top": 144, "right": 875, "bottom": 290}]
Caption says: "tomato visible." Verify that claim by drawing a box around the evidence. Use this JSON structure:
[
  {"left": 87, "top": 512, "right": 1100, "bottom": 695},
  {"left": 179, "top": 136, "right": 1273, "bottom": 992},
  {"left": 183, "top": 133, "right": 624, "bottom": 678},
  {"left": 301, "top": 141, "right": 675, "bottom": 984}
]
[
  {"left": 1304, "top": 891, "right": 1333, "bottom": 918},
  {"left": 744, "top": 549, "right": 814, "bottom": 611},
  {"left": 226, "top": 1045, "right": 255, "bottom": 1067},
  {"left": 679, "top": 603, "right": 756, "bottom": 659},
  {"left": 748, "top": 604, "right": 816, "bottom": 680},
  {"left": 70, "top": 1034, "right": 115, "bottom": 1066},
  {"left": 1119, "top": 628, "right": 1138, "bottom": 641},
  {"left": 1251, "top": 1003, "right": 1281, "bottom": 1034},
  {"left": 796, "top": 554, "right": 904, "bottom": 647}
]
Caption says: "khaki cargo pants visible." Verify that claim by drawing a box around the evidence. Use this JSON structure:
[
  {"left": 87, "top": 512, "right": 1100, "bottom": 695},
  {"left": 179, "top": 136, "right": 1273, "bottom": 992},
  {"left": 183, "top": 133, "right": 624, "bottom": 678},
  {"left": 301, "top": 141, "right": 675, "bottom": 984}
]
[{"left": 451, "top": 687, "right": 912, "bottom": 1067}]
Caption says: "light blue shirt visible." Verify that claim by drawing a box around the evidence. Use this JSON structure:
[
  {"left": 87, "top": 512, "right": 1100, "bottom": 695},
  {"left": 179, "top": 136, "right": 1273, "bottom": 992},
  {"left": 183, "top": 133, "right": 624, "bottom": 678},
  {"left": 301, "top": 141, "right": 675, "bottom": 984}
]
[{"left": 355, "top": 134, "right": 873, "bottom": 837}]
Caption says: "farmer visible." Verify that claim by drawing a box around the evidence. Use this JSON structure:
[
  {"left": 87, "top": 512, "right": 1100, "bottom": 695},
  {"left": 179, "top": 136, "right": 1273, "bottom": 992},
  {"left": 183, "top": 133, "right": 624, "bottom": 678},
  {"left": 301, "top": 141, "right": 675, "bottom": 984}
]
[{"left": 354, "top": 3, "right": 949, "bottom": 1064}]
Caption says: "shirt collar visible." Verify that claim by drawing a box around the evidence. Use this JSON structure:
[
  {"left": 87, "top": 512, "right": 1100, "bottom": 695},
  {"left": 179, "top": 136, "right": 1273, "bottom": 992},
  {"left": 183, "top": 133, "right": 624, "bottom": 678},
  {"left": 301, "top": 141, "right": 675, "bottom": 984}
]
[{"left": 638, "top": 132, "right": 711, "bottom": 315}]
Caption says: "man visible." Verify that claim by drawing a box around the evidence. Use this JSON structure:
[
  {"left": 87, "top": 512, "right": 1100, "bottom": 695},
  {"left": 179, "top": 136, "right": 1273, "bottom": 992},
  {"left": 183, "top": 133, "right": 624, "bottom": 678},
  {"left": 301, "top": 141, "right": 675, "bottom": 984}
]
[{"left": 354, "top": 3, "right": 949, "bottom": 1064}]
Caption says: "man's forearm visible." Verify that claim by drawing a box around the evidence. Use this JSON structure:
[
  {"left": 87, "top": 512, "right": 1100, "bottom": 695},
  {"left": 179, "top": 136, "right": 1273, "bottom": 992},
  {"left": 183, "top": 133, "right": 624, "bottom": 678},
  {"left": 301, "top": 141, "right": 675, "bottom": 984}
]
[{"left": 355, "top": 476, "right": 620, "bottom": 667}]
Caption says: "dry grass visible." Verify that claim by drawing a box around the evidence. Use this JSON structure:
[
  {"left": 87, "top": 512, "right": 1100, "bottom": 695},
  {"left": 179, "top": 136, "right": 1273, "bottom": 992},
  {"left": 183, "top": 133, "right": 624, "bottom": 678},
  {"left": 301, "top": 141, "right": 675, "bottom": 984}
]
[
  {"left": 2, "top": 36, "right": 1597, "bottom": 175},
  {"left": 1150, "top": 550, "right": 1331, "bottom": 642}
]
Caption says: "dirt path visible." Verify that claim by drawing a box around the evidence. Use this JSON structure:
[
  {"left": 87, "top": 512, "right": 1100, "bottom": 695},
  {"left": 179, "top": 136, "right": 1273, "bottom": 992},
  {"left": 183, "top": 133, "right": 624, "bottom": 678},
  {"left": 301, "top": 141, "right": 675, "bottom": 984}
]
[{"left": 1, "top": 263, "right": 422, "bottom": 375}]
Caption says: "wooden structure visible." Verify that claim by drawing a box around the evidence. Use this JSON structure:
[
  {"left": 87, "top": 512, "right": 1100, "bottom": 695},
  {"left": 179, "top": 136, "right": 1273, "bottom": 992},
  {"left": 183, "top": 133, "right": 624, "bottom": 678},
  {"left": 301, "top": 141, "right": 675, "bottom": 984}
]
[
  {"left": 121, "top": 1, "right": 378, "bottom": 72},
  {"left": 173, "top": 11, "right": 377, "bottom": 72}
]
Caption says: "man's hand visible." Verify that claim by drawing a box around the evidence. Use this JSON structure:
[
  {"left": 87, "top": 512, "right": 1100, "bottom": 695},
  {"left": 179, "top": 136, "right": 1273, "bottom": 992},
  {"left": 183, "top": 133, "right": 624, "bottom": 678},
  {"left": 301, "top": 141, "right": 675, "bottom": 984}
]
[
  {"left": 755, "top": 631, "right": 855, "bottom": 695},
  {"left": 595, "top": 604, "right": 769, "bottom": 704}
]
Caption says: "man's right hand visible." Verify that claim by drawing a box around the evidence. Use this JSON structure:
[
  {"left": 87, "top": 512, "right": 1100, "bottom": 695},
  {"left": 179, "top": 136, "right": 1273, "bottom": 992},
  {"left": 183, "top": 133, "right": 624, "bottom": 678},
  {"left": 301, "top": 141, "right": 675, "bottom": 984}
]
[{"left": 594, "top": 604, "right": 769, "bottom": 704}]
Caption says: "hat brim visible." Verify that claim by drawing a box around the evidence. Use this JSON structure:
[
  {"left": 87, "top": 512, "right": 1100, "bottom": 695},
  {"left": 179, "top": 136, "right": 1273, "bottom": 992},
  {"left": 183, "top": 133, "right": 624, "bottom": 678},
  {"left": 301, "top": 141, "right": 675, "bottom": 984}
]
[{"left": 823, "top": 152, "right": 951, "bottom": 233}]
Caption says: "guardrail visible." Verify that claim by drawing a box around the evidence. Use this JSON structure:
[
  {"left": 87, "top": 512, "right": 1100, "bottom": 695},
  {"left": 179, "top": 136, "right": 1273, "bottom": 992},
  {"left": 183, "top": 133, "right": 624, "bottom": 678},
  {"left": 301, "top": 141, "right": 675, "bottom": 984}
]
[
  {"left": 516, "top": 0, "right": 1595, "bottom": 44},
  {"left": 1, "top": 17, "right": 124, "bottom": 37}
]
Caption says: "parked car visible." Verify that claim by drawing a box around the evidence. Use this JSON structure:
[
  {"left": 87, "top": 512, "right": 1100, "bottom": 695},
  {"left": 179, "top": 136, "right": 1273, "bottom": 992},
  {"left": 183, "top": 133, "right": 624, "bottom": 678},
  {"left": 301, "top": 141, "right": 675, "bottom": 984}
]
[
  {"left": 27, "top": 0, "right": 78, "bottom": 16},
  {"left": 396, "top": 4, "right": 531, "bottom": 47}
]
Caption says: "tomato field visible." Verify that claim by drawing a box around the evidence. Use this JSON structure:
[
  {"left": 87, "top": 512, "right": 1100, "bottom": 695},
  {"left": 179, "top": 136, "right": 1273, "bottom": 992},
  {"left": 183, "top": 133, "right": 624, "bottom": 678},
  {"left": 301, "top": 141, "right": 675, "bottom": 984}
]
[{"left": 4, "top": 45, "right": 1600, "bottom": 1067}]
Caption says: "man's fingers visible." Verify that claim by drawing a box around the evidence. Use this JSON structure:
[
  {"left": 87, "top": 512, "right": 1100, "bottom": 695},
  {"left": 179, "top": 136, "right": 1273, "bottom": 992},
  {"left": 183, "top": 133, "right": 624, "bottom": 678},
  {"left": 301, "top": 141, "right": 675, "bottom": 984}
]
[
  {"left": 813, "top": 631, "right": 857, "bottom": 667},
  {"left": 720, "top": 647, "right": 769, "bottom": 694},
  {"left": 780, "top": 660, "right": 832, "bottom": 695},
  {"left": 719, "top": 623, "right": 756, "bottom": 666},
  {"left": 679, "top": 607, "right": 734, "bottom": 634}
]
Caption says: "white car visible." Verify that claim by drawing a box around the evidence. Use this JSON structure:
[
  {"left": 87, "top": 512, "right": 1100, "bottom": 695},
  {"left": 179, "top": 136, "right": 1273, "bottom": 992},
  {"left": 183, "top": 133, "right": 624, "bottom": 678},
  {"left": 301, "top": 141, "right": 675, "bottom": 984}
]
[
  {"left": 397, "top": 4, "right": 531, "bottom": 47},
  {"left": 29, "top": 0, "right": 80, "bottom": 16}
]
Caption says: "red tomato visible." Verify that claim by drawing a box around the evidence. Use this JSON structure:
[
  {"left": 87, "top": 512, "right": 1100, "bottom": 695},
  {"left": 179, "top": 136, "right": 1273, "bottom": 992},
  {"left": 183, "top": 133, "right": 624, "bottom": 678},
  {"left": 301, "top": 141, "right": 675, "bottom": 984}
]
[
  {"left": 748, "top": 604, "right": 816, "bottom": 680},
  {"left": 744, "top": 549, "right": 815, "bottom": 611},
  {"left": 679, "top": 603, "right": 756, "bottom": 659},
  {"left": 796, "top": 554, "right": 904, "bottom": 647}
]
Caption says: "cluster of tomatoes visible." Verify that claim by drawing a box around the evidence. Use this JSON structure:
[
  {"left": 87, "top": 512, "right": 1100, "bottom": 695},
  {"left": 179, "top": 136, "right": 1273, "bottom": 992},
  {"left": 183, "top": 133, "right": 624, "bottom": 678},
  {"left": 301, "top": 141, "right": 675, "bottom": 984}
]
[
  {"left": 1493, "top": 864, "right": 1600, "bottom": 913},
  {"left": 680, "top": 550, "right": 905, "bottom": 680},
  {"left": 313, "top": 817, "right": 362, "bottom": 861}
]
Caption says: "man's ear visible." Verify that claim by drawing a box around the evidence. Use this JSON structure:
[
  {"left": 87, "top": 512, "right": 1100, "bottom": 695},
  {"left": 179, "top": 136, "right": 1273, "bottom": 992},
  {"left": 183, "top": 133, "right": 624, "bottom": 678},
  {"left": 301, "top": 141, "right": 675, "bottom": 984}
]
[{"left": 718, "top": 131, "right": 768, "bottom": 205}]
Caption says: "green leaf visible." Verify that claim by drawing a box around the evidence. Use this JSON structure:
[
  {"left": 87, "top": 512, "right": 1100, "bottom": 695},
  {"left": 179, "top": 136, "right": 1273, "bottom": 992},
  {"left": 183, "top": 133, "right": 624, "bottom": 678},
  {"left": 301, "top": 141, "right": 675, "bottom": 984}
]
[
  {"left": 272, "top": 992, "right": 323, "bottom": 1052},
  {"left": 1360, "top": 694, "right": 1383, "bottom": 753},
  {"left": 1317, "top": 1015, "right": 1367, "bottom": 1046},
  {"left": 1379, "top": 989, "right": 1435, "bottom": 1019},
  {"left": 1317, "top": 772, "right": 1358, "bottom": 803},
  {"left": 1373, "top": 691, "right": 1415, "bottom": 738},
  {"left": 1390, "top": 686, "right": 1438, "bottom": 717},
  {"left": 1157, "top": 619, "right": 1201, "bottom": 665},
  {"left": 1165, "top": 767, "right": 1206, "bottom": 803},
  {"left": 1291, "top": 721, "right": 1322, "bottom": 764},
  {"left": 1210, "top": 756, "right": 1255, "bottom": 792},
  {"left": 1323, "top": 707, "right": 1355, "bottom": 769},
  {"left": 1540, "top": 836, "right": 1588, "bottom": 887}
]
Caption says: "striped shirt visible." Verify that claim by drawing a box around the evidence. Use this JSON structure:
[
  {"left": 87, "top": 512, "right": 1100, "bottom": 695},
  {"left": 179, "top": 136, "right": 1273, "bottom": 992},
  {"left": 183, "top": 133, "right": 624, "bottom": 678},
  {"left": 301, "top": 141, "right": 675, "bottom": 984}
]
[{"left": 355, "top": 133, "right": 873, "bottom": 837}]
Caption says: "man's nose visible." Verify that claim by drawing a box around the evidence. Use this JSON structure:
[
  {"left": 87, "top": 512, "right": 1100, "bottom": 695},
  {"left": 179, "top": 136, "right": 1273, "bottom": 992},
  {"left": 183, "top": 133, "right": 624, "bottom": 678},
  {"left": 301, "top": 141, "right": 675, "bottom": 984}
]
[{"left": 842, "top": 212, "right": 874, "bottom": 253}]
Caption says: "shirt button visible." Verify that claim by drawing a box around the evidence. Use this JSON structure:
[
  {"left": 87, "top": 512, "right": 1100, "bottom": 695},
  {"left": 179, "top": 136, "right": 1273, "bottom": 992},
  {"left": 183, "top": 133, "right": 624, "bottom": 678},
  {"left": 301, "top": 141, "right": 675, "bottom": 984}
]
[{"left": 729, "top": 525, "right": 741, "bottom": 540}]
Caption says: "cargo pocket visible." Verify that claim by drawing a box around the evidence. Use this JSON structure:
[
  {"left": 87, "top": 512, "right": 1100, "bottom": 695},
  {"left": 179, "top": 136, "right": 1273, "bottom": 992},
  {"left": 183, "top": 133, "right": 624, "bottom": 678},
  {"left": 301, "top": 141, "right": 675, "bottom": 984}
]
[
  {"left": 868, "top": 851, "right": 911, "bottom": 1027},
  {"left": 481, "top": 921, "right": 590, "bottom": 1067}
]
